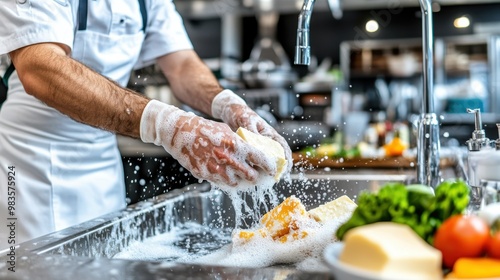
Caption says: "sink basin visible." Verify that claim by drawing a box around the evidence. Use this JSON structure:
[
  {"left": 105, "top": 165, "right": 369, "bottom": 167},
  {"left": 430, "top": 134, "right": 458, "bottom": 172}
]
[
  {"left": 3, "top": 171, "right": 414, "bottom": 279},
  {"left": 20, "top": 171, "right": 414, "bottom": 257}
]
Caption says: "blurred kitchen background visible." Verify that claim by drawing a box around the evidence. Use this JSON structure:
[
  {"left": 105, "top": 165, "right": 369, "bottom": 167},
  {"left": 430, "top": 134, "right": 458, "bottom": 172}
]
[
  {"left": 121, "top": 0, "right": 500, "bottom": 203},
  {"left": 3, "top": 0, "right": 498, "bottom": 203}
]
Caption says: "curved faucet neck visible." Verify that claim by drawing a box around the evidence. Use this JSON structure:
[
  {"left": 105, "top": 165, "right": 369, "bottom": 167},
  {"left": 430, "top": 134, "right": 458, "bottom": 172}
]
[
  {"left": 293, "top": 0, "right": 441, "bottom": 187},
  {"left": 294, "top": 0, "right": 315, "bottom": 65}
]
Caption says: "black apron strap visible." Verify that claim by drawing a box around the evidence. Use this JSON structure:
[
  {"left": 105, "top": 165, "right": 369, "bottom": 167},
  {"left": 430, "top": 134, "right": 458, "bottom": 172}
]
[
  {"left": 78, "top": 0, "right": 147, "bottom": 33},
  {"left": 77, "top": 0, "right": 88, "bottom": 31},
  {"left": 2, "top": 63, "right": 15, "bottom": 89},
  {"left": 138, "top": 0, "right": 148, "bottom": 33},
  {"left": 0, "top": 63, "right": 15, "bottom": 106}
]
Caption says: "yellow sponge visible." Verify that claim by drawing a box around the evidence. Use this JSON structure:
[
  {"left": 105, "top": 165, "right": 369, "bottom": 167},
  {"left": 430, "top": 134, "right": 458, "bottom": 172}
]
[
  {"left": 236, "top": 127, "right": 287, "bottom": 181},
  {"left": 232, "top": 195, "right": 357, "bottom": 246},
  {"left": 232, "top": 197, "right": 312, "bottom": 245},
  {"left": 260, "top": 196, "right": 310, "bottom": 239},
  {"left": 308, "top": 195, "right": 357, "bottom": 224}
]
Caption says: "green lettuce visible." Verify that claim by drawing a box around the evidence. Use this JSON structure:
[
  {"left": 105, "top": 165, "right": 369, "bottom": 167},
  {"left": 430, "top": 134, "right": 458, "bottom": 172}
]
[{"left": 335, "top": 179, "right": 470, "bottom": 244}]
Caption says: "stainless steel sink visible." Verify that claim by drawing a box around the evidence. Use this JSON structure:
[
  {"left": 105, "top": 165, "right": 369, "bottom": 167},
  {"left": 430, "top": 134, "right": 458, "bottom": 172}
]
[
  {"left": 20, "top": 171, "right": 414, "bottom": 257},
  {"left": 2, "top": 171, "right": 415, "bottom": 280}
]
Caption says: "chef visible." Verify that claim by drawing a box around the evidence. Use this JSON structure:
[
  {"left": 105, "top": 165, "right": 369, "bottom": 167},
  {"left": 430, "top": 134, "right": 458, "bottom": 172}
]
[{"left": 0, "top": 0, "right": 292, "bottom": 249}]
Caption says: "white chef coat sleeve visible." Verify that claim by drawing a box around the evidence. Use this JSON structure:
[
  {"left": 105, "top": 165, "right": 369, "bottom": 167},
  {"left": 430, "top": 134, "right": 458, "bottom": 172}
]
[
  {"left": 0, "top": 0, "right": 74, "bottom": 55},
  {"left": 134, "top": 0, "right": 194, "bottom": 69}
]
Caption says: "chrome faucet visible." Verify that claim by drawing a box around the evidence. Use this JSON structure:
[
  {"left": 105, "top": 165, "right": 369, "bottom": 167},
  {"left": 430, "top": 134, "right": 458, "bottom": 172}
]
[
  {"left": 294, "top": 0, "right": 315, "bottom": 65},
  {"left": 417, "top": 0, "right": 440, "bottom": 187},
  {"left": 294, "top": 0, "right": 441, "bottom": 187}
]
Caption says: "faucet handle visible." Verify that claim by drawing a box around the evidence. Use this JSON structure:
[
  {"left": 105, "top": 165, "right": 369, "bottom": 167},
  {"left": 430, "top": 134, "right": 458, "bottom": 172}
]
[{"left": 466, "top": 108, "right": 489, "bottom": 151}]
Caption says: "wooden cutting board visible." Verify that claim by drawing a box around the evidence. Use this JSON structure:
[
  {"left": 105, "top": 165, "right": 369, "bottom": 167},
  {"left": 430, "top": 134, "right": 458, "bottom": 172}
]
[{"left": 292, "top": 152, "right": 455, "bottom": 169}]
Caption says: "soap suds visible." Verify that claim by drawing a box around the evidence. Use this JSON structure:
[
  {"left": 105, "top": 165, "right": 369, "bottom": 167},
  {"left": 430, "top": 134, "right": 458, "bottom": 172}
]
[{"left": 114, "top": 209, "right": 352, "bottom": 272}]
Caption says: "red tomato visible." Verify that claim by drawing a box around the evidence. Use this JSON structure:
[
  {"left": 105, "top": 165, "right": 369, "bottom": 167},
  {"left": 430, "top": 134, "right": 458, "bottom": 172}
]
[
  {"left": 433, "top": 214, "right": 490, "bottom": 268},
  {"left": 487, "top": 231, "right": 500, "bottom": 259}
]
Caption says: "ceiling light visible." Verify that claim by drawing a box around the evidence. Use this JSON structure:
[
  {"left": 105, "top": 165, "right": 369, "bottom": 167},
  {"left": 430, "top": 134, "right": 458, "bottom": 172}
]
[
  {"left": 365, "top": 20, "right": 379, "bottom": 33},
  {"left": 454, "top": 16, "right": 470, "bottom": 28}
]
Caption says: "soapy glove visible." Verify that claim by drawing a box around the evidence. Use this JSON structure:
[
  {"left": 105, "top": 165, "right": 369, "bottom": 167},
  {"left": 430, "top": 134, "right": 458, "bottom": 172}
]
[
  {"left": 140, "top": 100, "right": 276, "bottom": 187},
  {"left": 211, "top": 90, "right": 293, "bottom": 174}
]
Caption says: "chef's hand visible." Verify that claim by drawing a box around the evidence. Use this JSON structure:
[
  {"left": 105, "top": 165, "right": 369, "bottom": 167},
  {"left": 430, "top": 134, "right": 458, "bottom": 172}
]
[
  {"left": 140, "top": 100, "right": 276, "bottom": 187},
  {"left": 211, "top": 90, "right": 293, "bottom": 174}
]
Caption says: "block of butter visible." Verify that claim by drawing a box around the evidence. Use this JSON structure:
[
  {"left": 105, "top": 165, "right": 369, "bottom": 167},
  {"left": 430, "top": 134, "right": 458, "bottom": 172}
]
[
  {"left": 236, "top": 127, "right": 287, "bottom": 181},
  {"left": 308, "top": 195, "right": 357, "bottom": 224},
  {"left": 339, "top": 222, "right": 442, "bottom": 280}
]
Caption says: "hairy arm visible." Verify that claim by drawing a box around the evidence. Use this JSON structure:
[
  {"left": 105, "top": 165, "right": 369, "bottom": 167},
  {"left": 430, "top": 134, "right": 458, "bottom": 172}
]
[
  {"left": 10, "top": 43, "right": 149, "bottom": 138},
  {"left": 156, "top": 50, "right": 223, "bottom": 117}
]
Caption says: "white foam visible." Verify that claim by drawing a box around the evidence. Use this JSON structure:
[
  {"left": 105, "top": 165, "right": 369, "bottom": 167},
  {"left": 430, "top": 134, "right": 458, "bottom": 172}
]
[
  {"left": 211, "top": 177, "right": 279, "bottom": 229},
  {"left": 114, "top": 222, "right": 232, "bottom": 262},
  {"left": 115, "top": 208, "right": 351, "bottom": 273},
  {"left": 192, "top": 217, "right": 348, "bottom": 270}
]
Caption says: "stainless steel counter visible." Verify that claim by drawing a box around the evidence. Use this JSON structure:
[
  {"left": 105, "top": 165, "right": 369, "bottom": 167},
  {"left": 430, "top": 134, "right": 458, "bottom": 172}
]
[
  {"left": 0, "top": 254, "right": 330, "bottom": 280},
  {"left": 117, "top": 135, "right": 169, "bottom": 157},
  {"left": 0, "top": 172, "right": 414, "bottom": 280}
]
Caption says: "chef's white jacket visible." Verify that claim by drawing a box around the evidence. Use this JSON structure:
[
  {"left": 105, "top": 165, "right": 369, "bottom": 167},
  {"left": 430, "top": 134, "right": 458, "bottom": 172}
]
[{"left": 0, "top": 0, "right": 193, "bottom": 249}]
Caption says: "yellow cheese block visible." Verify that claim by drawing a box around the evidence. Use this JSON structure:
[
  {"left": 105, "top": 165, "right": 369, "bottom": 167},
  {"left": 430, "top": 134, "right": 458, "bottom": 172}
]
[
  {"left": 236, "top": 127, "right": 287, "bottom": 181},
  {"left": 232, "top": 227, "right": 310, "bottom": 244},
  {"left": 308, "top": 195, "right": 357, "bottom": 224},
  {"left": 278, "top": 229, "right": 309, "bottom": 243},
  {"left": 260, "top": 196, "right": 310, "bottom": 239},
  {"left": 232, "top": 229, "right": 268, "bottom": 245},
  {"left": 339, "top": 222, "right": 442, "bottom": 280}
]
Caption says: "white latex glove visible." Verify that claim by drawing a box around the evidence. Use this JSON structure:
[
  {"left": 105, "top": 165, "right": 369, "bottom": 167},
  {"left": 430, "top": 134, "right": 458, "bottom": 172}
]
[
  {"left": 211, "top": 90, "right": 293, "bottom": 174},
  {"left": 140, "top": 100, "right": 276, "bottom": 187}
]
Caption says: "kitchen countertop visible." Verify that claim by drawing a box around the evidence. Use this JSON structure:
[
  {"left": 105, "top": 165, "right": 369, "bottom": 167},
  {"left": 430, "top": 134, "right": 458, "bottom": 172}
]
[
  {"left": 0, "top": 254, "right": 331, "bottom": 280},
  {"left": 117, "top": 135, "right": 170, "bottom": 157}
]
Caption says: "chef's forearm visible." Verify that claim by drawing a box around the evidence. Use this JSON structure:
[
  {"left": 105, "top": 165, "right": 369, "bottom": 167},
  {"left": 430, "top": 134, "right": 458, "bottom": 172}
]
[
  {"left": 157, "top": 50, "right": 223, "bottom": 117},
  {"left": 9, "top": 43, "right": 149, "bottom": 138}
]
